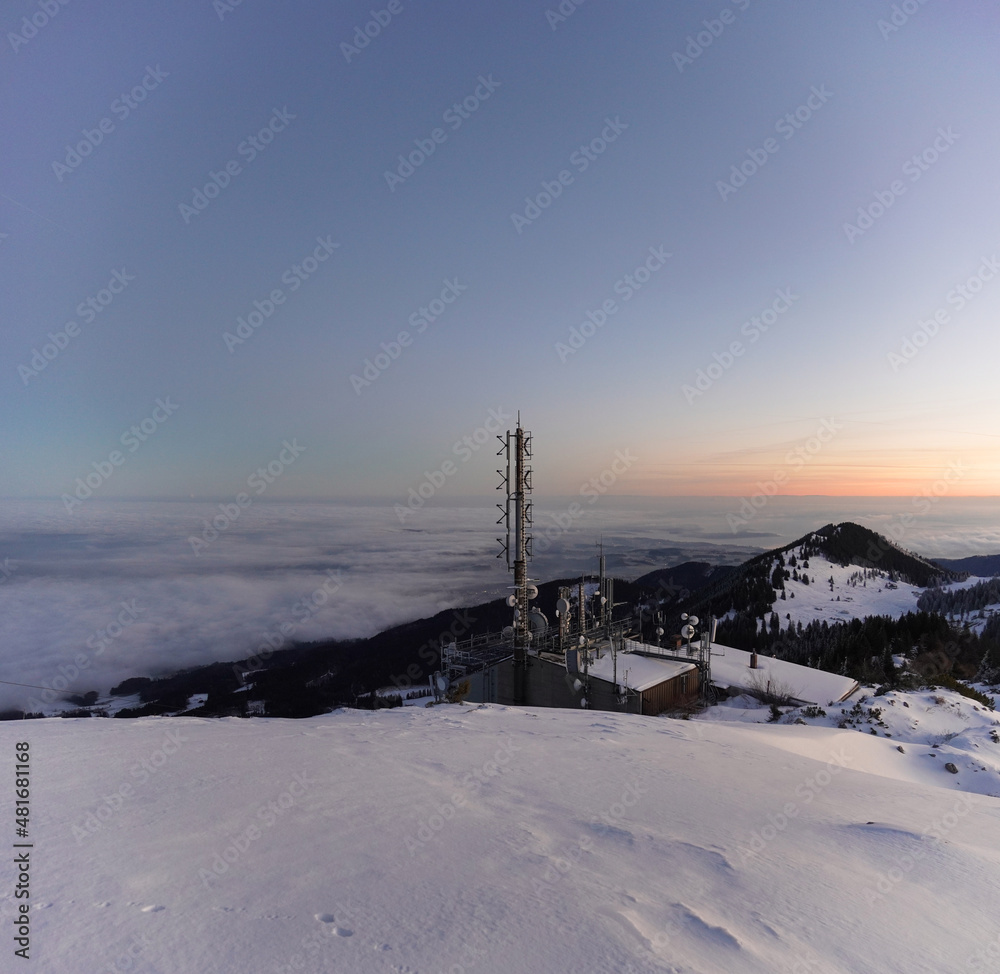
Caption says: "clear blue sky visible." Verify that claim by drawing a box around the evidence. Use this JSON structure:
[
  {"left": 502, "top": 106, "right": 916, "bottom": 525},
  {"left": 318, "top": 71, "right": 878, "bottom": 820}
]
[{"left": 3, "top": 0, "right": 999, "bottom": 504}]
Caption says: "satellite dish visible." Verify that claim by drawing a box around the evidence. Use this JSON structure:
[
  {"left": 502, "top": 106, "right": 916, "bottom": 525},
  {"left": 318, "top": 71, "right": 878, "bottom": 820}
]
[
  {"left": 688, "top": 615, "right": 699, "bottom": 627},
  {"left": 578, "top": 636, "right": 586, "bottom": 647},
  {"left": 502, "top": 625, "right": 514, "bottom": 639},
  {"left": 655, "top": 627, "right": 664, "bottom": 637},
  {"left": 556, "top": 598, "right": 571, "bottom": 614},
  {"left": 506, "top": 594, "right": 517, "bottom": 607},
  {"left": 526, "top": 584, "right": 539, "bottom": 600},
  {"left": 681, "top": 624, "right": 695, "bottom": 639},
  {"left": 680, "top": 613, "right": 688, "bottom": 621}
]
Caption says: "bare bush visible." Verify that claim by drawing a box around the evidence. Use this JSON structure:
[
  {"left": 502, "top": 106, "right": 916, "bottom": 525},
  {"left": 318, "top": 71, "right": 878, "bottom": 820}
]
[{"left": 744, "top": 668, "right": 799, "bottom": 707}]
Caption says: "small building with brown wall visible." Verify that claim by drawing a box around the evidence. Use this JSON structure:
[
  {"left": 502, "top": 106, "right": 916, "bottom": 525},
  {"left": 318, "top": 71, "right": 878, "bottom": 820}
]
[{"left": 473, "top": 640, "right": 700, "bottom": 716}]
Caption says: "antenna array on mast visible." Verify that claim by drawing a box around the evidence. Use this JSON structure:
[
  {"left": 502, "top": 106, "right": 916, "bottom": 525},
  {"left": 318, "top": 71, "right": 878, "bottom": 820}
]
[{"left": 496, "top": 416, "right": 534, "bottom": 698}]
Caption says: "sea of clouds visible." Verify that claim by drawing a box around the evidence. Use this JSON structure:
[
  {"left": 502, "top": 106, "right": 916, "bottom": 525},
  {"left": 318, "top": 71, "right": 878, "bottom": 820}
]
[{"left": 0, "top": 496, "right": 997, "bottom": 711}]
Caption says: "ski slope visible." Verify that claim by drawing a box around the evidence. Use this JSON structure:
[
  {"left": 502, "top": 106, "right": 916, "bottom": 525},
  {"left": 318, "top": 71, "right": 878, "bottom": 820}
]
[
  {"left": 769, "top": 553, "right": 938, "bottom": 629},
  {"left": 4, "top": 701, "right": 1000, "bottom": 973}
]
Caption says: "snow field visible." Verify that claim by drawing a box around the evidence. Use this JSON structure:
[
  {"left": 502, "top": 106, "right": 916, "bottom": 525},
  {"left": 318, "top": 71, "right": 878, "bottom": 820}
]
[{"left": 4, "top": 703, "right": 1000, "bottom": 973}]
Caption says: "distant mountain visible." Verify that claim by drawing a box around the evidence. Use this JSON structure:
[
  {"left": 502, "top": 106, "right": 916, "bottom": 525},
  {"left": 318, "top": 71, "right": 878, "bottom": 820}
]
[
  {"left": 933, "top": 554, "right": 1000, "bottom": 577},
  {"left": 628, "top": 522, "right": 981, "bottom": 682},
  {"left": 632, "top": 561, "right": 737, "bottom": 601},
  {"left": 11, "top": 523, "right": 982, "bottom": 721},
  {"left": 682, "top": 521, "right": 957, "bottom": 620}
]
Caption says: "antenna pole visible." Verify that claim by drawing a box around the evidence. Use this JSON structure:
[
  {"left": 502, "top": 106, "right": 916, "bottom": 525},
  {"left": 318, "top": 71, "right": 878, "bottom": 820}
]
[{"left": 498, "top": 415, "right": 532, "bottom": 704}]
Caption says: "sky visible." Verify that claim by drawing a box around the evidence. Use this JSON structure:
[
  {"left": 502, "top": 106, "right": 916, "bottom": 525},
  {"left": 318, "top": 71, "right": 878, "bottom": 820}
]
[{"left": 3, "top": 0, "right": 1000, "bottom": 508}]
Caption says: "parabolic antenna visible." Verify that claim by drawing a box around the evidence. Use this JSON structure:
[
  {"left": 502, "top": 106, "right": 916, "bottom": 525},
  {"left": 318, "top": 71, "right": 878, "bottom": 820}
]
[
  {"left": 556, "top": 598, "right": 571, "bottom": 615},
  {"left": 680, "top": 624, "right": 695, "bottom": 639},
  {"left": 506, "top": 594, "right": 517, "bottom": 607}
]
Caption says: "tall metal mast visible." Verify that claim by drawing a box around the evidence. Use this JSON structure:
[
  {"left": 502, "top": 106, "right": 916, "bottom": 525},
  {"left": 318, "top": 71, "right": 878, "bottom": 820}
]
[{"left": 497, "top": 414, "right": 533, "bottom": 703}]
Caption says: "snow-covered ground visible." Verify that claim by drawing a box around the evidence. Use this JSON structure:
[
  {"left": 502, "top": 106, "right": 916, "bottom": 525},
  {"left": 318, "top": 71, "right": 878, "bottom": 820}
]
[
  {"left": 5, "top": 700, "right": 1000, "bottom": 973},
  {"left": 770, "top": 554, "right": 923, "bottom": 629},
  {"left": 699, "top": 685, "right": 1000, "bottom": 798}
]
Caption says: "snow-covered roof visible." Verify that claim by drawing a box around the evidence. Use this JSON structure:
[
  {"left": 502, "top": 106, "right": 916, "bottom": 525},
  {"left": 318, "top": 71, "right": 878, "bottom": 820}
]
[
  {"left": 585, "top": 649, "right": 696, "bottom": 692},
  {"left": 709, "top": 642, "right": 858, "bottom": 705}
]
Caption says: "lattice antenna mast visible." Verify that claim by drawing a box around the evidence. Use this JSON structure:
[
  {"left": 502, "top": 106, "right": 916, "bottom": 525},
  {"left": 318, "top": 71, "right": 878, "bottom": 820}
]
[{"left": 496, "top": 414, "right": 533, "bottom": 661}]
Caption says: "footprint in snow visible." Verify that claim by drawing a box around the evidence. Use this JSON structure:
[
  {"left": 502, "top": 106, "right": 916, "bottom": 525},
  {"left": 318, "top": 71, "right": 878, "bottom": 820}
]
[{"left": 315, "top": 914, "right": 353, "bottom": 937}]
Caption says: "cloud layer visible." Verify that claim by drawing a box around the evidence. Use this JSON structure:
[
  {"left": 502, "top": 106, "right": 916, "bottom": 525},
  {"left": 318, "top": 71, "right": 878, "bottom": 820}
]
[{"left": 0, "top": 497, "right": 995, "bottom": 710}]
